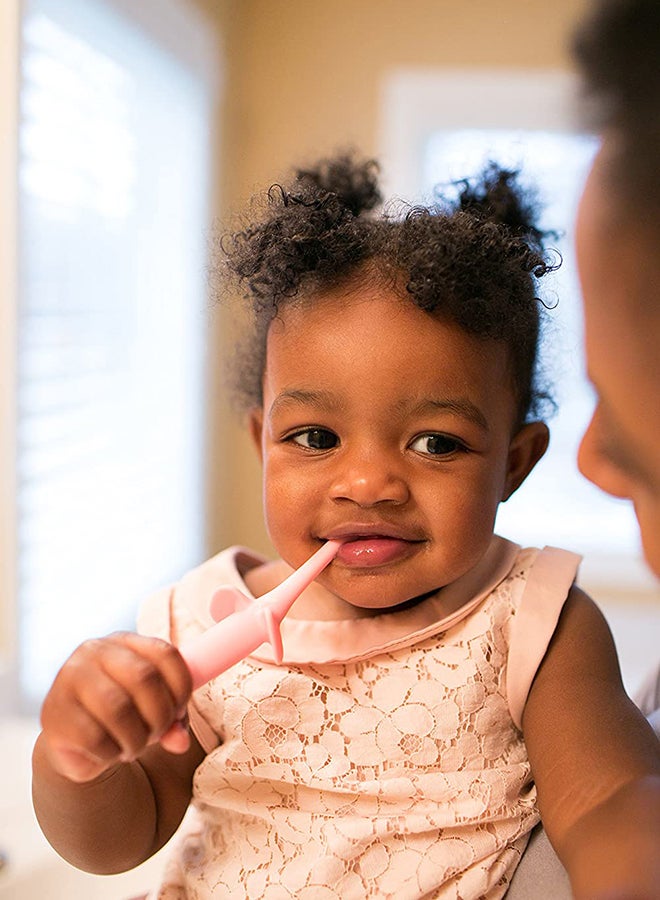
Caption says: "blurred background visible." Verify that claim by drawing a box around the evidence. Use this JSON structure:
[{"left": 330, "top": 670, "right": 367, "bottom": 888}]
[{"left": 0, "top": 1, "right": 658, "bottom": 895}]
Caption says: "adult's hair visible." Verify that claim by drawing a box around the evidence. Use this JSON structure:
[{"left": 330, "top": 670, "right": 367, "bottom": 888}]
[{"left": 573, "top": 0, "right": 660, "bottom": 219}]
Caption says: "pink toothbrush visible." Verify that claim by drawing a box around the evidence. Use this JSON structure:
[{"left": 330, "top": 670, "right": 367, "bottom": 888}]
[{"left": 179, "top": 540, "right": 341, "bottom": 689}]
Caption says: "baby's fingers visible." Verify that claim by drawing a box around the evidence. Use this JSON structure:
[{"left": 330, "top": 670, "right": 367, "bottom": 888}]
[
  {"left": 114, "top": 632, "right": 192, "bottom": 713},
  {"left": 48, "top": 741, "right": 115, "bottom": 784},
  {"left": 40, "top": 691, "right": 125, "bottom": 782},
  {"left": 97, "top": 633, "right": 192, "bottom": 754},
  {"left": 159, "top": 718, "right": 191, "bottom": 755},
  {"left": 75, "top": 665, "right": 153, "bottom": 762},
  {"left": 40, "top": 632, "right": 193, "bottom": 781}
]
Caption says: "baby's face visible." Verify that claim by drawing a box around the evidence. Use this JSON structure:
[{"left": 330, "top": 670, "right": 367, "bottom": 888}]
[{"left": 251, "top": 282, "right": 543, "bottom": 617}]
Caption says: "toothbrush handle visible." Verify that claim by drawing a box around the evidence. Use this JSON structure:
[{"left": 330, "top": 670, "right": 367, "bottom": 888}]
[
  {"left": 179, "top": 541, "right": 341, "bottom": 688},
  {"left": 265, "top": 539, "right": 342, "bottom": 614},
  {"left": 179, "top": 604, "right": 276, "bottom": 689}
]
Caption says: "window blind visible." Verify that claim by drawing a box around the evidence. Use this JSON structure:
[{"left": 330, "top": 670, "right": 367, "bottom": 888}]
[{"left": 18, "top": 0, "right": 211, "bottom": 707}]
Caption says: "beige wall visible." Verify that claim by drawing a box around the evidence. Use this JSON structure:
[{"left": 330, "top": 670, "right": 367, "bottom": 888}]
[
  {"left": 225, "top": 0, "right": 589, "bottom": 198},
  {"left": 197, "top": 0, "right": 591, "bottom": 556}
]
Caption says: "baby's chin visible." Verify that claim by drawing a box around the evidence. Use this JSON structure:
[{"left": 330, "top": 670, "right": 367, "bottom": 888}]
[
  {"left": 349, "top": 588, "right": 439, "bottom": 615},
  {"left": 317, "top": 575, "right": 442, "bottom": 619}
]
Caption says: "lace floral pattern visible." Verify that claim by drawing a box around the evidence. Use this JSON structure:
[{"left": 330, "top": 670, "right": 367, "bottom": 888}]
[{"left": 149, "top": 549, "right": 547, "bottom": 899}]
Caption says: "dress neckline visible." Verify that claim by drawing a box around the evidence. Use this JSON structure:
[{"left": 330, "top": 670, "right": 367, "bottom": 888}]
[{"left": 218, "top": 535, "right": 520, "bottom": 665}]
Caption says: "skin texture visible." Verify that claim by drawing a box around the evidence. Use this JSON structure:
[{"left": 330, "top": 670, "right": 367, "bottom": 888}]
[
  {"left": 576, "top": 137, "right": 660, "bottom": 575},
  {"left": 32, "top": 283, "right": 660, "bottom": 895}
]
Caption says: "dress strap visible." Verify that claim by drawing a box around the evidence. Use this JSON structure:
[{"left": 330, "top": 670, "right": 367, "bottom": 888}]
[{"left": 507, "top": 546, "right": 582, "bottom": 730}]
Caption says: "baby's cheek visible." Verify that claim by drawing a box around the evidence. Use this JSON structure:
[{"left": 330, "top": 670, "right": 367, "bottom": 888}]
[
  {"left": 438, "top": 494, "right": 498, "bottom": 567},
  {"left": 262, "top": 466, "right": 320, "bottom": 537},
  {"left": 458, "top": 474, "right": 502, "bottom": 523}
]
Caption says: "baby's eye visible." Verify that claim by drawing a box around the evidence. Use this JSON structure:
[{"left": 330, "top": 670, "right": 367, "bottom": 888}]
[
  {"left": 409, "top": 433, "right": 465, "bottom": 456},
  {"left": 290, "top": 428, "right": 338, "bottom": 451}
]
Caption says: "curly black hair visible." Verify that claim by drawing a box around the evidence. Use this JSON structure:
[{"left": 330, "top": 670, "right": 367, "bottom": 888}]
[
  {"left": 219, "top": 153, "right": 559, "bottom": 428},
  {"left": 573, "top": 0, "right": 660, "bottom": 217}
]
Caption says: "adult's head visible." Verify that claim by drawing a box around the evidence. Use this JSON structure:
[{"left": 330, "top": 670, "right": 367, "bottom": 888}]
[{"left": 573, "top": 0, "right": 660, "bottom": 574}]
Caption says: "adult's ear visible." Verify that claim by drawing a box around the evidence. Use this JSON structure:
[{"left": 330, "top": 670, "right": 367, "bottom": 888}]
[
  {"left": 248, "top": 407, "right": 264, "bottom": 460},
  {"left": 502, "top": 421, "right": 549, "bottom": 501}
]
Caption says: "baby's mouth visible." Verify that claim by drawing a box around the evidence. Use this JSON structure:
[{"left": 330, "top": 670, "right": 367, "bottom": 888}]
[{"left": 333, "top": 534, "right": 421, "bottom": 568}]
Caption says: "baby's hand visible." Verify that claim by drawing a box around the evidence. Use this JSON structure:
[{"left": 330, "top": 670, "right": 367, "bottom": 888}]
[{"left": 39, "top": 632, "right": 193, "bottom": 783}]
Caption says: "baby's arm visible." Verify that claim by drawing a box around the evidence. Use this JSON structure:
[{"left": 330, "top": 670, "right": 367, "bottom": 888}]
[
  {"left": 32, "top": 631, "right": 205, "bottom": 874},
  {"left": 523, "top": 587, "right": 660, "bottom": 898}
]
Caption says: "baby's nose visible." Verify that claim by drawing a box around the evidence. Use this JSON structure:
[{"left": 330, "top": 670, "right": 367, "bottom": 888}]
[{"left": 329, "top": 452, "right": 410, "bottom": 507}]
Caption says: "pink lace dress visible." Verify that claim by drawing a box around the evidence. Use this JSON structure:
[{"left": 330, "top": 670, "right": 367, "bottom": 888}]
[{"left": 138, "top": 536, "right": 580, "bottom": 899}]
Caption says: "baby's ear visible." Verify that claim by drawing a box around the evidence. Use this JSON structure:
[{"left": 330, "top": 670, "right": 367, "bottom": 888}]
[
  {"left": 502, "top": 421, "right": 549, "bottom": 501},
  {"left": 248, "top": 407, "right": 264, "bottom": 460}
]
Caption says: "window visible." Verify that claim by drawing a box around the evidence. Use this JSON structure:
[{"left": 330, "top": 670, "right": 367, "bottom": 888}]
[
  {"left": 380, "top": 69, "right": 650, "bottom": 590},
  {"left": 13, "top": 0, "right": 216, "bottom": 708}
]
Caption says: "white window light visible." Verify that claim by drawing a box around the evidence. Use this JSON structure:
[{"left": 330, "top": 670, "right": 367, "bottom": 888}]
[{"left": 15, "top": 0, "right": 216, "bottom": 708}]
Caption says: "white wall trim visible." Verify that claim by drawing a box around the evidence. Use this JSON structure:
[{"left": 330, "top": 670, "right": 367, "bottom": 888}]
[{"left": 379, "top": 67, "right": 583, "bottom": 201}]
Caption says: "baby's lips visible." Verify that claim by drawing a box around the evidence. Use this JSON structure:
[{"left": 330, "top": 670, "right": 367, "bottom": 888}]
[{"left": 335, "top": 535, "right": 418, "bottom": 567}]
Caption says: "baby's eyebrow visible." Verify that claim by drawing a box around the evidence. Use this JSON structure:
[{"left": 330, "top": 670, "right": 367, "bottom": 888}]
[
  {"left": 270, "top": 390, "right": 489, "bottom": 430},
  {"left": 268, "top": 388, "right": 343, "bottom": 417},
  {"left": 404, "top": 398, "right": 490, "bottom": 431}
]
